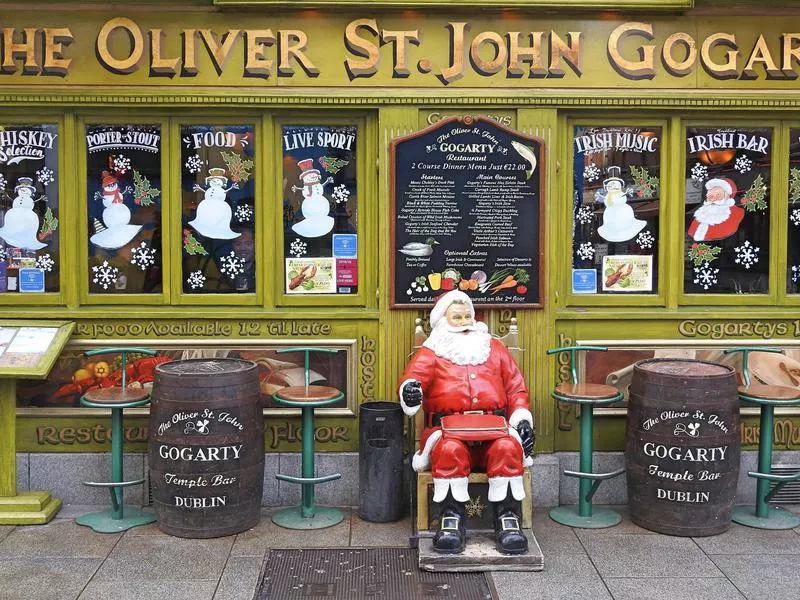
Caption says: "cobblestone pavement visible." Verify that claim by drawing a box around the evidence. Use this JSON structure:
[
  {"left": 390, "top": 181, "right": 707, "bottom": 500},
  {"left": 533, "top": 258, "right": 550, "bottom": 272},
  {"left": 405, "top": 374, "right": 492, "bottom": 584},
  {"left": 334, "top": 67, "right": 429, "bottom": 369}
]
[{"left": 1, "top": 504, "right": 799, "bottom": 599}]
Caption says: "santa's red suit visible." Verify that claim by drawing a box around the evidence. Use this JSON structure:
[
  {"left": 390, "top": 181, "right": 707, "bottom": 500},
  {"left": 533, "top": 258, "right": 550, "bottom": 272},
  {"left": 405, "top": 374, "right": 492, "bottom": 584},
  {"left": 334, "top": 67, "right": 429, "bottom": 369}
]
[
  {"left": 688, "top": 177, "right": 744, "bottom": 242},
  {"left": 399, "top": 297, "right": 533, "bottom": 504},
  {"left": 688, "top": 205, "right": 744, "bottom": 242}
]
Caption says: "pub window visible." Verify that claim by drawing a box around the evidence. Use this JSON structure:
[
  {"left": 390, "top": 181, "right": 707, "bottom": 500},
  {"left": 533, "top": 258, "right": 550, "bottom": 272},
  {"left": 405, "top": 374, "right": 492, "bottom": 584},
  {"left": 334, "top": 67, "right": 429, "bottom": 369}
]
[
  {"left": 572, "top": 125, "right": 661, "bottom": 296},
  {"left": 180, "top": 124, "right": 256, "bottom": 295},
  {"left": 0, "top": 123, "right": 60, "bottom": 295},
  {"left": 281, "top": 124, "right": 358, "bottom": 296},
  {"left": 85, "top": 124, "right": 163, "bottom": 295},
  {"left": 683, "top": 126, "right": 771, "bottom": 295},
  {"left": 788, "top": 127, "right": 800, "bottom": 294}
]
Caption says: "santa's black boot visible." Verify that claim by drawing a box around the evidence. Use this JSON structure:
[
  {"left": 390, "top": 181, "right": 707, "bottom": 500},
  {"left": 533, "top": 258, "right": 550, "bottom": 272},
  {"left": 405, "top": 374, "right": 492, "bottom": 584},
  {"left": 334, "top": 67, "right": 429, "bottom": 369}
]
[
  {"left": 493, "top": 499, "right": 528, "bottom": 555},
  {"left": 432, "top": 493, "right": 467, "bottom": 554}
]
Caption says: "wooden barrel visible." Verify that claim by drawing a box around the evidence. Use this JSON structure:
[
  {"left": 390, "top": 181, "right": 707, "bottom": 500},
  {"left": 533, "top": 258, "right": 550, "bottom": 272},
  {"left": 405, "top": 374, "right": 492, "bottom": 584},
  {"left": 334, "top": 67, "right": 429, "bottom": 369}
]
[
  {"left": 626, "top": 359, "right": 740, "bottom": 536},
  {"left": 149, "top": 358, "right": 264, "bottom": 538}
]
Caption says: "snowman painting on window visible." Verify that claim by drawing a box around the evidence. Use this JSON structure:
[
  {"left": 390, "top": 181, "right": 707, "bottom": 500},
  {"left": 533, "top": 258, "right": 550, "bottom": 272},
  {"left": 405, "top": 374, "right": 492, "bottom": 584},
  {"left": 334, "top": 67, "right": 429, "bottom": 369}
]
[
  {"left": 188, "top": 167, "right": 240, "bottom": 240},
  {"left": 291, "top": 159, "right": 334, "bottom": 238},
  {"left": 0, "top": 177, "right": 47, "bottom": 250},
  {"left": 596, "top": 166, "right": 647, "bottom": 242},
  {"left": 89, "top": 171, "right": 143, "bottom": 250}
]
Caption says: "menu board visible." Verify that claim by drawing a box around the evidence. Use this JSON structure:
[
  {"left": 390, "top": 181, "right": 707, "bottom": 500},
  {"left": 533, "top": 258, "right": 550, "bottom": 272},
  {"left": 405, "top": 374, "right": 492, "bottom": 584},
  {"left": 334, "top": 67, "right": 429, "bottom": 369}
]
[
  {"left": 0, "top": 326, "right": 58, "bottom": 369},
  {"left": 391, "top": 116, "right": 543, "bottom": 308}
]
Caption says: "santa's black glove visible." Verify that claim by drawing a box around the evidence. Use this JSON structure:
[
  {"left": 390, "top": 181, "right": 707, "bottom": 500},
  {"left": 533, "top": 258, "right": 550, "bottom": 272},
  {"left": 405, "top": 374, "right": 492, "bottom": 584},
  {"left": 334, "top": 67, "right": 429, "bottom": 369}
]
[
  {"left": 402, "top": 380, "right": 423, "bottom": 407},
  {"left": 517, "top": 421, "right": 534, "bottom": 457}
]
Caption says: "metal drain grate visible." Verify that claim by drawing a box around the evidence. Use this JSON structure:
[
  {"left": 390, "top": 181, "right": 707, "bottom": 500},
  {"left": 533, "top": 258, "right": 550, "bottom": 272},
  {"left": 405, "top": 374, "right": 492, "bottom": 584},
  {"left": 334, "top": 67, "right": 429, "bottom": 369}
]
[
  {"left": 256, "top": 547, "right": 496, "bottom": 600},
  {"left": 769, "top": 465, "right": 800, "bottom": 503}
]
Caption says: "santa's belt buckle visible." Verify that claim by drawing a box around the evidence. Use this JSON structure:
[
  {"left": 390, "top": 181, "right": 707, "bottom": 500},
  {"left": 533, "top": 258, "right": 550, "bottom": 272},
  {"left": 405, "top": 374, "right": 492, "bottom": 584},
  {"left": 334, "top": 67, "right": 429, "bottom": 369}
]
[
  {"left": 463, "top": 410, "right": 484, "bottom": 415},
  {"left": 500, "top": 516, "right": 520, "bottom": 531},
  {"left": 441, "top": 516, "right": 461, "bottom": 530}
]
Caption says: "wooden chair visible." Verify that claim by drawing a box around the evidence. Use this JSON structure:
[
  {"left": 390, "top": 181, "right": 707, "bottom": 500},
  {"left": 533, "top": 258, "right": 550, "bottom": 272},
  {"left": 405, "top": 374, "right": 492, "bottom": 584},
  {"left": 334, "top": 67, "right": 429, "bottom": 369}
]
[
  {"left": 725, "top": 347, "right": 800, "bottom": 529},
  {"left": 410, "top": 317, "right": 533, "bottom": 534}
]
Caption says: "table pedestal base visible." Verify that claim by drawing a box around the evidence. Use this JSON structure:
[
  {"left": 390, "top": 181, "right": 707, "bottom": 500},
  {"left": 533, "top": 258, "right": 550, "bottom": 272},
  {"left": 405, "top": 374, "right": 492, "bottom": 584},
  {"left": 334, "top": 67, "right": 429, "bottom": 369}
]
[
  {"left": 732, "top": 504, "right": 800, "bottom": 530},
  {"left": 76, "top": 506, "right": 155, "bottom": 533},
  {"left": 549, "top": 505, "right": 621, "bottom": 529},
  {"left": 272, "top": 506, "right": 344, "bottom": 530},
  {"left": 0, "top": 491, "right": 62, "bottom": 525}
]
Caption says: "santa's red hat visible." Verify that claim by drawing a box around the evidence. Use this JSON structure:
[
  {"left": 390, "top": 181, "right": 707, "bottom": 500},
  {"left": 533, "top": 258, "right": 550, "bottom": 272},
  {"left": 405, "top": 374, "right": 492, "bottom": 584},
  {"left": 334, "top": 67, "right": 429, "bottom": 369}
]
[
  {"left": 429, "top": 290, "right": 474, "bottom": 328},
  {"left": 705, "top": 177, "right": 736, "bottom": 198},
  {"left": 101, "top": 171, "right": 118, "bottom": 188}
]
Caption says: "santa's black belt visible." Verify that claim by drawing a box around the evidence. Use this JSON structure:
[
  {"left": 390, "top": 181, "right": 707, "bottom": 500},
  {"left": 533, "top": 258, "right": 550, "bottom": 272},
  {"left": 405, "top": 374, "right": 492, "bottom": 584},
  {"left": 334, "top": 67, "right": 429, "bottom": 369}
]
[{"left": 427, "top": 409, "right": 506, "bottom": 428}]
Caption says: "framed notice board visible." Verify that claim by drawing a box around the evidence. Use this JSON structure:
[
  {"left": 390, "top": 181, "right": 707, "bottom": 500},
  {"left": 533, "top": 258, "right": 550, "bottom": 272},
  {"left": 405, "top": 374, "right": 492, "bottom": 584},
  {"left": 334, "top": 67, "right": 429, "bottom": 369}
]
[
  {"left": 0, "top": 320, "right": 74, "bottom": 379},
  {"left": 391, "top": 116, "right": 544, "bottom": 308}
]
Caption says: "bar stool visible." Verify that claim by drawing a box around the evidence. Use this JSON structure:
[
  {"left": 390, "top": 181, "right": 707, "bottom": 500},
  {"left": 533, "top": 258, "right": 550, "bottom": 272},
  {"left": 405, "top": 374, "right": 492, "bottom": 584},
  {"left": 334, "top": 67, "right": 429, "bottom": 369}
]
[
  {"left": 725, "top": 347, "right": 800, "bottom": 529},
  {"left": 548, "top": 345, "right": 625, "bottom": 528},
  {"left": 272, "top": 347, "right": 344, "bottom": 530},
  {"left": 76, "top": 347, "right": 157, "bottom": 533}
]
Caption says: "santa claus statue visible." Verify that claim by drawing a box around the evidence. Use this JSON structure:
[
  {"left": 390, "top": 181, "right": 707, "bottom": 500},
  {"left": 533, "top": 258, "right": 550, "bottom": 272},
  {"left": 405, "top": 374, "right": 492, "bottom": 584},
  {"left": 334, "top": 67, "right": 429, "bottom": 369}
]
[
  {"left": 688, "top": 177, "right": 744, "bottom": 242},
  {"left": 399, "top": 290, "right": 534, "bottom": 555}
]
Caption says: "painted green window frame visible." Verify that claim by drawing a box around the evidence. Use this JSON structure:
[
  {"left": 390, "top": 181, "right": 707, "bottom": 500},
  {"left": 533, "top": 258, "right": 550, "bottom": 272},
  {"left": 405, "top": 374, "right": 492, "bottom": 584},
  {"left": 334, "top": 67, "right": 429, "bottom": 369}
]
[
  {"left": 777, "top": 121, "right": 797, "bottom": 306},
  {"left": 563, "top": 117, "right": 670, "bottom": 308},
  {"left": 273, "top": 114, "right": 374, "bottom": 309},
  {"left": 678, "top": 118, "right": 781, "bottom": 307},
  {"left": 170, "top": 117, "right": 264, "bottom": 307},
  {"left": 0, "top": 115, "right": 70, "bottom": 307},
  {"left": 77, "top": 115, "right": 172, "bottom": 306}
]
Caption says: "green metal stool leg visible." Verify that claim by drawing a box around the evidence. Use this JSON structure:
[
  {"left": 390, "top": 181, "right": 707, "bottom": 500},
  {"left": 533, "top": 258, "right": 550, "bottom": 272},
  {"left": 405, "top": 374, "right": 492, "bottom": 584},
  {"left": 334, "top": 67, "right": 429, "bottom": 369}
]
[
  {"left": 111, "top": 407, "right": 124, "bottom": 520},
  {"left": 301, "top": 406, "right": 316, "bottom": 518},
  {"left": 578, "top": 404, "right": 593, "bottom": 518},
  {"left": 755, "top": 405, "right": 774, "bottom": 519}
]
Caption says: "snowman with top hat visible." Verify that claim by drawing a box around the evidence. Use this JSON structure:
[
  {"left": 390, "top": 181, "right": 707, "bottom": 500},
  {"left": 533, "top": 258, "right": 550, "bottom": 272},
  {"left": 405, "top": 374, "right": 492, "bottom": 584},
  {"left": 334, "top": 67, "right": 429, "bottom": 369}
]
[
  {"left": 291, "top": 158, "right": 334, "bottom": 238},
  {"left": 0, "top": 177, "right": 47, "bottom": 250},
  {"left": 189, "top": 167, "right": 240, "bottom": 240},
  {"left": 596, "top": 165, "right": 646, "bottom": 242},
  {"left": 90, "top": 170, "right": 142, "bottom": 250}
]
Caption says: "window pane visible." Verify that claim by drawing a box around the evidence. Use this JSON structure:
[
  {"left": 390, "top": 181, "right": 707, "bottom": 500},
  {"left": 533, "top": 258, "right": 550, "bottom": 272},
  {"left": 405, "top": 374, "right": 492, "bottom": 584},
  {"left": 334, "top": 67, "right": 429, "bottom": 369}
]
[
  {"left": 0, "top": 124, "right": 60, "bottom": 293},
  {"left": 181, "top": 125, "right": 256, "bottom": 294},
  {"left": 86, "top": 125, "right": 163, "bottom": 294},
  {"left": 282, "top": 125, "right": 358, "bottom": 295},
  {"left": 788, "top": 128, "right": 800, "bottom": 293},
  {"left": 684, "top": 127, "right": 771, "bottom": 294},
  {"left": 572, "top": 126, "right": 661, "bottom": 295}
]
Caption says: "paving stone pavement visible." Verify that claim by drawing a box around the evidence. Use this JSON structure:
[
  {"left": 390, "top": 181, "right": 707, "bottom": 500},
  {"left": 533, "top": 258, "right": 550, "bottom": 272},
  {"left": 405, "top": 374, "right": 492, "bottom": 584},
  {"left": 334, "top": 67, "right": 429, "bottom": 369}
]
[{"left": 0, "top": 504, "right": 799, "bottom": 599}]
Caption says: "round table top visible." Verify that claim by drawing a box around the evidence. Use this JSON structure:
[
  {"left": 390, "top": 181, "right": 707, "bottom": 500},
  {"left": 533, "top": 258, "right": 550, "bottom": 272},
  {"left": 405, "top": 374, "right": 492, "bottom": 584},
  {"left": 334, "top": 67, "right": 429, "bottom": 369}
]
[
  {"left": 555, "top": 382, "right": 620, "bottom": 401},
  {"left": 82, "top": 386, "right": 150, "bottom": 407},
  {"left": 739, "top": 383, "right": 800, "bottom": 403},
  {"left": 273, "top": 385, "right": 344, "bottom": 407}
]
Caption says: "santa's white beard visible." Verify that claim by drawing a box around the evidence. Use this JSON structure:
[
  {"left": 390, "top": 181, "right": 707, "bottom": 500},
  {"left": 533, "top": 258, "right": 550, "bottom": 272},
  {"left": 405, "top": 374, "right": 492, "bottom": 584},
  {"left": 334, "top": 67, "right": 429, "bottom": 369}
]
[
  {"left": 423, "top": 319, "right": 492, "bottom": 366},
  {"left": 692, "top": 199, "right": 733, "bottom": 241}
]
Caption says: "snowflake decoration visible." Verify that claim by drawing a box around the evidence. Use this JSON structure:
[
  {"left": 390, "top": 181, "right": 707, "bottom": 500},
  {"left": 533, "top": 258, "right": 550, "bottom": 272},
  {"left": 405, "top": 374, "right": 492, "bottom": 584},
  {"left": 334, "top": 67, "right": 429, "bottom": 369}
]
[
  {"left": 36, "top": 167, "right": 54, "bottom": 186},
  {"left": 792, "top": 266, "right": 800, "bottom": 284},
  {"left": 791, "top": 208, "right": 800, "bottom": 227},
  {"left": 186, "top": 270, "right": 206, "bottom": 290},
  {"left": 691, "top": 162, "right": 708, "bottom": 181},
  {"left": 575, "top": 205, "right": 593, "bottom": 225},
  {"left": 0, "top": 173, "right": 6, "bottom": 191},
  {"left": 35, "top": 253, "right": 54, "bottom": 272},
  {"left": 734, "top": 240, "right": 760, "bottom": 270},
  {"left": 576, "top": 242, "right": 595, "bottom": 261},
  {"left": 113, "top": 155, "right": 131, "bottom": 175},
  {"left": 735, "top": 155, "right": 752, "bottom": 174},
  {"left": 234, "top": 204, "right": 253, "bottom": 222},
  {"left": 289, "top": 238, "right": 307, "bottom": 258},
  {"left": 332, "top": 184, "right": 350, "bottom": 204},
  {"left": 91, "top": 260, "right": 119, "bottom": 290},
  {"left": 218, "top": 250, "right": 245, "bottom": 279},
  {"left": 0, "top": 247, "right": 6, "bottom": 261},
  {"left": 185, "top": 154, "right": 204, "bottom": 174},
  {"left": 636, "top": 230, "right": 655, "bottom": 249},
  {"left": 583, "top": 162, "right": 601, "bottom": 182},
  {"left": 465, "top": 495, "right": 487, "bottom": 519},
  {"left": 693, "top": 261, "right": 719, "bottom": 290},
  {"left": 130, "top": 241, "right": 157, "bottom": 271}
]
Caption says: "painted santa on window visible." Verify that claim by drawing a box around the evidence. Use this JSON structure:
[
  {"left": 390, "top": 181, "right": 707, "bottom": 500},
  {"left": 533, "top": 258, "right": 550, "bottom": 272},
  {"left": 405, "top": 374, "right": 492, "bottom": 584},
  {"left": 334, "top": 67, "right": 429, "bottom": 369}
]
[
  {"left": 688, "top": 177, "right": 744, "bottom": 242},
  {"left": 399, "top": 290, "right": 534, "bottom": 555}
]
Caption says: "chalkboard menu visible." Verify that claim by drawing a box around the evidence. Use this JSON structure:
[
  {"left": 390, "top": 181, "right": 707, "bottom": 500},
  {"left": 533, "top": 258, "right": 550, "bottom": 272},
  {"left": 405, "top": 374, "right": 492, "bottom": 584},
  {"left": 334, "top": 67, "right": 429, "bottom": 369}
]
[{"left": 391, "top": 116, "right": 543, "bottom": 308}]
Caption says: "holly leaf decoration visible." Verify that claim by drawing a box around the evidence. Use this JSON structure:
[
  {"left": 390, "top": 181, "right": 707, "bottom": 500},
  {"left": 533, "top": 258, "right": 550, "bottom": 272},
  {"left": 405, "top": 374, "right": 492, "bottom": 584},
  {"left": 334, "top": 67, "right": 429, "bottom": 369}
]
[
  {"left": 221, "top": 151, "right": 254, "bottom": 185},
  {"left": 133, "top": 169, "right": 161, "bottom": 207},
  {"left": 629, "top": 165, "right": 659, "bottom": 199},
  {"left": 688, "top": 242, "right": 722, "bottom": 266},
  {"left": 740, "top": 174, "right": 768, "bottom": 212},
  {"left": 38, "top": 207, "right": 58, "bottom": 238},
  {"left": 183, "top": 231, "right": 208, "bottom": 256},
  {"left": 790, "top": 168, "right": 800, "bottom": 204},
  {"left": 319, "top": 155, "right": 349, "bottom": 174}
]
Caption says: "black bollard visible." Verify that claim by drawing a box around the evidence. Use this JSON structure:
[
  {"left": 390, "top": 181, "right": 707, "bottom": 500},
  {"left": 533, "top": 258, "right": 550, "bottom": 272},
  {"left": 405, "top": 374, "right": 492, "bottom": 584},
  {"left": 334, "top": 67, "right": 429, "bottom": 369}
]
[{"left": 358, "top": 401, "right": 404, "bottom": 522}]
